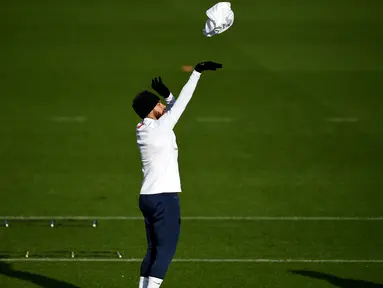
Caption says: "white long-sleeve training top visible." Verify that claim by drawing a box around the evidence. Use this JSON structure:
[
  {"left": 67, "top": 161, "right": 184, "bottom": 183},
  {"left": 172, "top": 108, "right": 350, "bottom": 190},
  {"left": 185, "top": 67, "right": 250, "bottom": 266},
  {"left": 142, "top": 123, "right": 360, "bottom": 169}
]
[{"left": 135, "top": 70, "right": 201, "bottom": 195}]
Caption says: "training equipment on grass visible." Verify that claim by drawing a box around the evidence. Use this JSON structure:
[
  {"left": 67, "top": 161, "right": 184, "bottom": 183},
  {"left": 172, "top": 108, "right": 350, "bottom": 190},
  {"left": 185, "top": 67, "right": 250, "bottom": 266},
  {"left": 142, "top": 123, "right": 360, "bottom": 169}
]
[
  {"left": 203, "top": 2, "right": 234, "bottom": 37},
  {"left": 0, "top": 218, "right": 101, "bottom": 228},
  {"left": 1, "top": 250, "right": 126, "bottom": 260}
]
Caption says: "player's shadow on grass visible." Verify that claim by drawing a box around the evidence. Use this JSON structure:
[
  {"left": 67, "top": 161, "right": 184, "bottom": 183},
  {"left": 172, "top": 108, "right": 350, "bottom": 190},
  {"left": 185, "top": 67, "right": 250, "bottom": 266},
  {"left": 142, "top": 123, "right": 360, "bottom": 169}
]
[
  {"left": 290, "top": 270, "right": 383, "bottom": 288},
  {"left": 0, "top": 261, "right": 80, "bottom": 288}
]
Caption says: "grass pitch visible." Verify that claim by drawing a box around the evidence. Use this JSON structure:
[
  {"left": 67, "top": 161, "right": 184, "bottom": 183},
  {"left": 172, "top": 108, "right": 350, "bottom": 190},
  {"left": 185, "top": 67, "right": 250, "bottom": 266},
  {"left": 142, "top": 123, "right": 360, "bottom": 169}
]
[{"left": 1, "top": 0, "right": 383, "bottom": 287}]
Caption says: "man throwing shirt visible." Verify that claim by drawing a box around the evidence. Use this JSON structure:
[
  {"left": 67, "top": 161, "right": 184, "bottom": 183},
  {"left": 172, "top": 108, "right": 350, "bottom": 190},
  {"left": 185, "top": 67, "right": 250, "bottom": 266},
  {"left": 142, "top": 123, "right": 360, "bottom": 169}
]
[{"left": 132, "top": 61, "right": 222, "bottom": 288}]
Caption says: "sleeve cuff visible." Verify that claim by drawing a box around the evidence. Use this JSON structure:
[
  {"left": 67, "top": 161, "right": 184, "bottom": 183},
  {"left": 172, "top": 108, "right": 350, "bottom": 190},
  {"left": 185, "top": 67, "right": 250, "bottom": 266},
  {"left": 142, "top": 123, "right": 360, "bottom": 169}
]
[
  {"left": 192, "top": 70, "right": 201, "bottom": 78},
  {"left": 165, "top": 93, "right": 175, "bottom": 103}
]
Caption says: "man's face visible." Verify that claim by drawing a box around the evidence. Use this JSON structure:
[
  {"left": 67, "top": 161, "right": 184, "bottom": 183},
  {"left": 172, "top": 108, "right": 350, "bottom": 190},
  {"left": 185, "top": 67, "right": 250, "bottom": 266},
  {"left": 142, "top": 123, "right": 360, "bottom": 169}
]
[{"left": 152, "top": 101, "right": 166, "bottom": 119}]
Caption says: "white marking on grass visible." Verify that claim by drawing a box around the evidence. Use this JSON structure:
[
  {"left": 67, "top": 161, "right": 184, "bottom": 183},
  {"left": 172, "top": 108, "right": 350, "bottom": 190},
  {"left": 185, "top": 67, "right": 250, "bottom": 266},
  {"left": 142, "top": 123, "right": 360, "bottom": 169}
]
[
  {"left": 196, "top": 117, "right": 233, "bottom": 123},
  {"left": 325, "top": 117, "right": 358, "bottom": 123},
  {"left": 1, "top": 216, "right": 383, "bottom": 221},
  {"left": 51, "top": 116, "right": 87, "bottom": 123},
  {"left": 1, "top": 258, "right": 383, "bottom": 263}
]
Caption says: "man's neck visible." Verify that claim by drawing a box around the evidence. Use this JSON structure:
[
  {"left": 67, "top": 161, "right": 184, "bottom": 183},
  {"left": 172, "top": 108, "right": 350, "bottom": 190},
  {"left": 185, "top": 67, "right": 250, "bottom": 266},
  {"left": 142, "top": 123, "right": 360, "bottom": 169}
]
[{"left": 146, "top": 113, "right": 157, "bottom": 120}]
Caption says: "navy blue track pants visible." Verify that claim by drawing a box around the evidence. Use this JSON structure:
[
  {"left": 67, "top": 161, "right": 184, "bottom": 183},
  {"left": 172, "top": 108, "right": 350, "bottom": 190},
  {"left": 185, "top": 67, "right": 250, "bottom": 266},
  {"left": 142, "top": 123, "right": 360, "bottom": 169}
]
[{"left": 139, "top": 192, "right": 181, "bottom": 279}]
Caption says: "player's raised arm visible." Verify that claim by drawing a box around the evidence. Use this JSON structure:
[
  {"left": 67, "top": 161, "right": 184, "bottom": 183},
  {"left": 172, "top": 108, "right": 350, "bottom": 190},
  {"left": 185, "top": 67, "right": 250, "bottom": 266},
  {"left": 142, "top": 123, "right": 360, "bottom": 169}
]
[{"left": 157, "top": 61, "right": 222, "bottom": 130}]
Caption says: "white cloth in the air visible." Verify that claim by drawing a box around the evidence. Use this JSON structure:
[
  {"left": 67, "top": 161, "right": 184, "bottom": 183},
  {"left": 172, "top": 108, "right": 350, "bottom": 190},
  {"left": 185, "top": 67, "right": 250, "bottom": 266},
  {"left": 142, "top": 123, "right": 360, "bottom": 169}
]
[{"left": 203, "top": 2, "right": 234, "bottom": 37}]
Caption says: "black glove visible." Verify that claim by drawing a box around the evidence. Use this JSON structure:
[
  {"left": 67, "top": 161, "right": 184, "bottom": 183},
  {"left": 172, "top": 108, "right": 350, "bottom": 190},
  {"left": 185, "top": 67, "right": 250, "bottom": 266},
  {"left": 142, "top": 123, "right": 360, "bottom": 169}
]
[
  {"left": 151, "top": 77, "right": 170, "bottom": 98},
  {"left": 195, "top": 61, "right": 223, "bottom": 72}
]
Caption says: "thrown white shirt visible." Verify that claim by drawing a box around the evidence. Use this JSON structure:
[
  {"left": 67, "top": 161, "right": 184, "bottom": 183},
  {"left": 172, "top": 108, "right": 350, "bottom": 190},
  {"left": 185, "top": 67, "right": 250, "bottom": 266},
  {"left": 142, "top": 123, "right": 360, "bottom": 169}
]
[{"left": 136, "top": 70, "right": 201, "bottom": 195}]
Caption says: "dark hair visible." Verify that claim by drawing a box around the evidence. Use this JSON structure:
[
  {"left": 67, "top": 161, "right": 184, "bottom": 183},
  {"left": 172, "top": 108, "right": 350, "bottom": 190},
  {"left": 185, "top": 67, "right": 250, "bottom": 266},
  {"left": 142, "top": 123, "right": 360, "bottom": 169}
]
[{"left": 132, "top": 90, "right": 160, "bottom": 119}]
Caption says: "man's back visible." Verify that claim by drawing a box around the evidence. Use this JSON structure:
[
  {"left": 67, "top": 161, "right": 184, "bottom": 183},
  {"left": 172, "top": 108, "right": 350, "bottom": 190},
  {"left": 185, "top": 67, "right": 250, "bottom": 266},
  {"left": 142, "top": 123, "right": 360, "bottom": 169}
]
[{"left": 136, "top": 118, "right": 180, "bottom": 195}]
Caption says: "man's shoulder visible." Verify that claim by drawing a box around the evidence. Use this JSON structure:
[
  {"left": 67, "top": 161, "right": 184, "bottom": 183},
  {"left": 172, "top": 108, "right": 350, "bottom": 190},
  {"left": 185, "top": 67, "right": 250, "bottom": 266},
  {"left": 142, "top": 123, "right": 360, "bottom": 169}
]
[
  {"left": 136, "top": 119, "right": 158, "bottom": 132},
  {"left": 136, "top": 121, "right": 145, "bottom": 130}
]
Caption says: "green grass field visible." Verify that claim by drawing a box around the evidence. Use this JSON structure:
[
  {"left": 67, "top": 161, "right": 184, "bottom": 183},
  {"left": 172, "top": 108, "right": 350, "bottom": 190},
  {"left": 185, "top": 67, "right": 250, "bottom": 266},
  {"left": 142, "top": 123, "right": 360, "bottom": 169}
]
[{"left": 1, "top": 0, "right": 383, "bottom": 287}]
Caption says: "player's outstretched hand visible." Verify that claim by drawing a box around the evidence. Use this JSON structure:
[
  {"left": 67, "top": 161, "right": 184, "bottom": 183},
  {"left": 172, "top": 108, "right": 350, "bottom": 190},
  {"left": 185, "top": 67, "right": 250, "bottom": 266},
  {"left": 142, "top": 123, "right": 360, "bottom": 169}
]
[
  {"left": 195, "top": 61, "right": 223, "bottom": 72},
  {"left": 151, "top": 77, "right": 170, "bottom": 98}
]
